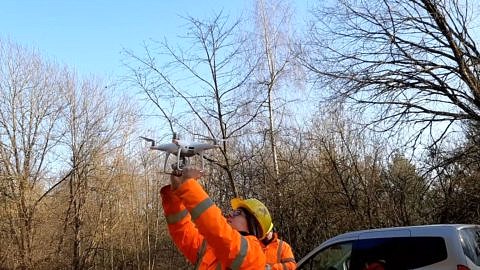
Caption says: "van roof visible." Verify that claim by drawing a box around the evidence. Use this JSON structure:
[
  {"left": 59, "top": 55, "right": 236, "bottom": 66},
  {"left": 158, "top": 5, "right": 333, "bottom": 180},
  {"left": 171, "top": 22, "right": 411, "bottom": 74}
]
[{"left": 324, "top": 224, "right": 479, "bottom": 245}]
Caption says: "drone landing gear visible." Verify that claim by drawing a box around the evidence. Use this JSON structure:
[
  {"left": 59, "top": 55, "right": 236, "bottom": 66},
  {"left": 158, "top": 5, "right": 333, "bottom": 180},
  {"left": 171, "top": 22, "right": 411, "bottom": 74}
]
[{"left": 171, "top": 156, "right": 188, "bottom": 171}]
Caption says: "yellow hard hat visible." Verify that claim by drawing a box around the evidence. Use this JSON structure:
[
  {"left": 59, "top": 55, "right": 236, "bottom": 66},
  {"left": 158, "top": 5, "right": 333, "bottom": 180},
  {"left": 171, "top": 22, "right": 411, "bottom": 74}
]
[{"left": 231, "top": 198, "right": 272, "bottom": 239}]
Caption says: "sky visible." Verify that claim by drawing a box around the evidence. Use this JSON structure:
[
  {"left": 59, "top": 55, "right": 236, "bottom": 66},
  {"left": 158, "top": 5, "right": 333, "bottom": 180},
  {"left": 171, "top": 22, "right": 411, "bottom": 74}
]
[
  {"left": 0, "top": 1, "right": 310, "bottom": 81},
  {"left": 0, "top": 0, "right": 315, "bottom": 139}
]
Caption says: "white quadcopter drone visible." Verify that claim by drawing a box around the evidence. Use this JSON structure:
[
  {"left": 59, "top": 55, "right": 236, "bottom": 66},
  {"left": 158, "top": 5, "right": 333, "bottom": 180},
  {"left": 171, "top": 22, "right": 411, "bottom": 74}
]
[{"left": 140, "top": 133, "right": 221, "bottom": 172}]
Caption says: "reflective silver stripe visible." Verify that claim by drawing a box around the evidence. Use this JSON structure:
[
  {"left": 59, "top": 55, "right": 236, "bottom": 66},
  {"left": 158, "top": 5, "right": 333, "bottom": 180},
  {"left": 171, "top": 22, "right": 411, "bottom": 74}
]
[
  {"left": 282, "top": 262, "right": 288, "bottom": 270},
  {"left": 191, "top": 198, "right": 214, "bottom": 221},
  {"left": 216, "top": 262, "right": 222, "bottom": 270},
  {"left": 277, "top": 240, "right": 283, "bottom": 262},
  {"left": 230, "top": 236, "right": 248, "bottom": 270},
  {"left": 194, "top": 239, "right": 208, "bottom": 270},
  {"left": 166, "top": 209, "right": 188, "bottom": 224}
]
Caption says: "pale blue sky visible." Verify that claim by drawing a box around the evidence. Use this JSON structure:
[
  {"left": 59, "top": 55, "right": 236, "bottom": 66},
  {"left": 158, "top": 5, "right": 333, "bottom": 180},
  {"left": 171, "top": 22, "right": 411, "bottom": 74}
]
[{"left": 0, "top": 1, "right": 311, "bottom": 80}]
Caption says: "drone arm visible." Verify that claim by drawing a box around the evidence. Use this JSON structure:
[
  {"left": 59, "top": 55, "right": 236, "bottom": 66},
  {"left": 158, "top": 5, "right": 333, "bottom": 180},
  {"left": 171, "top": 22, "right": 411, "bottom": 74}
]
[
  {"left": 177, "top": 147, "right": 182, "bottom": 170},
  {"left": 164, "top": 153, "right": 170, "bottom": 172},
  {"left": 140, "top": 136, "right": 155, "bottom": 147}
]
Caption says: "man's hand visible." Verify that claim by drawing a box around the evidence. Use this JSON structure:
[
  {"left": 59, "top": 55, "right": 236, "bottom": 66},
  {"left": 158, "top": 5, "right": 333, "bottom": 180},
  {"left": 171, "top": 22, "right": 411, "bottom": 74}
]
[{"left": 170, "top": 166, "right": 203, "bottom": 190}]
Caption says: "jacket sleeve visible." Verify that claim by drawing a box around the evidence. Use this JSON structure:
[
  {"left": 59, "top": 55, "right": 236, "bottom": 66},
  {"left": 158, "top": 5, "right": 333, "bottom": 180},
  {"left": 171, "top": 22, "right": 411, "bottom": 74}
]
[
  {"left": 175, "top": 179, "right": 266, "bottom": 269},
  {"left": 160, "top": 184, "right": 204, "bottom": 264},
  {"left": 270, "top": 239, "right": 296, "bottom": 270}
]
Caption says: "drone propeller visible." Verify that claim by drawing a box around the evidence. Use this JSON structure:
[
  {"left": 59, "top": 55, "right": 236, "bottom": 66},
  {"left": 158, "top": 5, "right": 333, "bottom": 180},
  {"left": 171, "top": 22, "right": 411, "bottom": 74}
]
[
  {"left": 211, "top": 138, "right": 227, "bottom": 145},
  {"left": 198, "top": 136, "right": 227, "bottom": 145},
  {"left": 140, "top": 136, "right": 155, "bottom": 147}
]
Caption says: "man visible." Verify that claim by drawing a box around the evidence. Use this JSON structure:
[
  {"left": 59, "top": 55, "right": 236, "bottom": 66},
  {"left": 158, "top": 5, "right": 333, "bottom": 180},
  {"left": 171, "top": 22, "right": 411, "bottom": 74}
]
[
  {"left": 160, "top": 166, "right": 272, "bottom": 269},
  {"left": 262, "top": 225, "right": 296, "bottom": 270}
]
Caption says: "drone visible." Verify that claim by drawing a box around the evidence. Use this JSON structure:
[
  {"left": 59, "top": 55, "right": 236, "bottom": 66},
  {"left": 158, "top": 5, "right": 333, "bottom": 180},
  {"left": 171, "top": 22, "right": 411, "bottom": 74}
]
[{"left": 140, "top": 133, "right": 222, "bottom": 172}]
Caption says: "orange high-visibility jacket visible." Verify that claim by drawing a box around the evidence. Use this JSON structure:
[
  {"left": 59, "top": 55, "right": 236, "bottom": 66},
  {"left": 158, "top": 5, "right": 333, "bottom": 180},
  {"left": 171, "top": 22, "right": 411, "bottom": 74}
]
[
  {"left": 263, "top": 233, "right": 296, "bottom": 270},
  {"left": 160, "top": 179, "right": 266, "bottom": 270}
]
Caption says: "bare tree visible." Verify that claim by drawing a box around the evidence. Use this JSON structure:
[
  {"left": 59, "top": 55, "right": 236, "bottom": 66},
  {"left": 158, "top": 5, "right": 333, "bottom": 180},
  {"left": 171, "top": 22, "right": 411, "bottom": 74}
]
[
  {"left": 0, "top": 40, "right": 65, "bottom": 270},
  {"left": 252, "top": 0, "right": 299, "bottom": 181},
  {"left": 304, "top": 0, "right": 480, "bottom": 161},
  {"left": 56, "top": 76, "right": 136, "bottom": 270},
  {"left": 124, "top": 12, "right": 266, "bottom": 197},
  {"left": 382, "top": 153, "right": 429, "bottom": 225}
]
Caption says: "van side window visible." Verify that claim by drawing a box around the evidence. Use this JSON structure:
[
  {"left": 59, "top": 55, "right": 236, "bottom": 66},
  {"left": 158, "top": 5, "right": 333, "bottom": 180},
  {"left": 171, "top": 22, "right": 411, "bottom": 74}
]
[
  {"left": 297, "top": 242, "right": 352, "bottom": 270},
  {"left": 350, "top": 237, "right": 447, "bottom": 269},
  {"left": 460, "top": 228, "right": 480, "bottom": 266}
]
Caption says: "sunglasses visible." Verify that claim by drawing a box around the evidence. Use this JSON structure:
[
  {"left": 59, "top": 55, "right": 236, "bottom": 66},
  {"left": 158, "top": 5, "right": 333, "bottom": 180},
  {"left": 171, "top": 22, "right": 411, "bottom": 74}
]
[{"left": 228, "top": 209, "right": 245, "bottom": 218}]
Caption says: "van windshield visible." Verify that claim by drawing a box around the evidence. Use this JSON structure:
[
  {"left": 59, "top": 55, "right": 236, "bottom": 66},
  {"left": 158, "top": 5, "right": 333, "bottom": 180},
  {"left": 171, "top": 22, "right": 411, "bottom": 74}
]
[{"left": 460, "top": 227, "right": 480, "bottom": 266}]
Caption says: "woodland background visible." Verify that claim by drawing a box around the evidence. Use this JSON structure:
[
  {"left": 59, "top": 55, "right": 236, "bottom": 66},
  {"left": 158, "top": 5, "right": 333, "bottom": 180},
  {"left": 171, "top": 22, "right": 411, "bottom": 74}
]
[{"left": 1, "top": 0, "right": 480, "bottom": 269}]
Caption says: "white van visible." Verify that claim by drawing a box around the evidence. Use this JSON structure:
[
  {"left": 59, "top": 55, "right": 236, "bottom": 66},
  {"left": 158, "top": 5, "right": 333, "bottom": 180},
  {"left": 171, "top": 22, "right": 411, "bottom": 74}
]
[{"left": 296, "top": 224, "right": 480, "bottom": 270}]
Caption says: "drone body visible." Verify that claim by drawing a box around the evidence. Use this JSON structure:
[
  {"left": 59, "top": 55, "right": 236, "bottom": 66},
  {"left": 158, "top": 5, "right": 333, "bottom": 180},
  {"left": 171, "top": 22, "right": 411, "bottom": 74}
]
[
  {"left": 140, "top": 134, "right": 220, "bottom": 171},
  {"left": 152, "top": 139, "right": 220, "bottom": 157}
]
